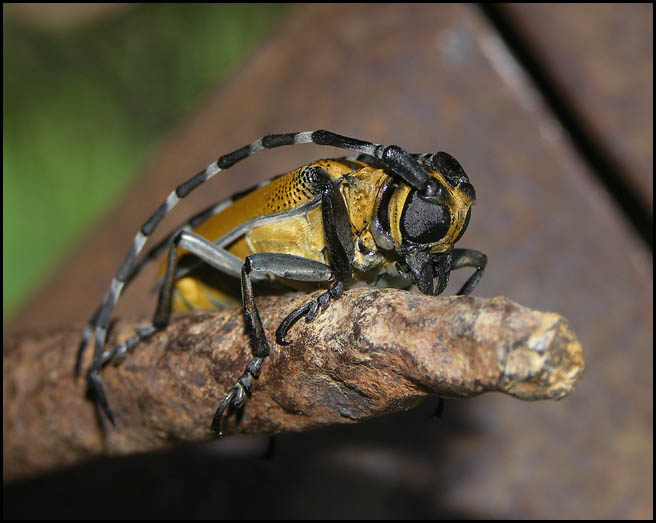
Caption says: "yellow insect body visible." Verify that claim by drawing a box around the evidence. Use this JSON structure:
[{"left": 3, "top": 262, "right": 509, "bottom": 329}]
[{"left": 166, "top": 158, "right": 474, "bottom": 312}]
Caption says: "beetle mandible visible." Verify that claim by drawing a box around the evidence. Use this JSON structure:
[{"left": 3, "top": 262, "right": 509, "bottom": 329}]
[{"left": 75, "top": 130, "right": 487, "bottom": 435}]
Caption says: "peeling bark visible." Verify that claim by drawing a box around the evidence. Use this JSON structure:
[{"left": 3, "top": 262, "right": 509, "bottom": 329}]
[{"left": 3, "top": 288, "right": 583, "bottom": 482}]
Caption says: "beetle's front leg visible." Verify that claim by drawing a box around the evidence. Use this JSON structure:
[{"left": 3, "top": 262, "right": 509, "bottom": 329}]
[
  {"left": 212, "top": 167, "right": 354, "bottom": 435},
  {"left": 211, "top": 253, "right": 334, "bottom": 436},
  {"left": 275, "top": 172, "right": 354, "bottom": 345},
  {"left": 275, "top": 280, "right": 347, "bottom": 345},
  {"left": 451, "top": 248, "right": 487, "bottom": 295}
]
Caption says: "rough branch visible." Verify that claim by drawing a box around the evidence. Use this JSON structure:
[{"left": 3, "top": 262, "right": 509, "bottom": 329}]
[{"left": 3, "top": 288, "right": 583, "bottom": 482}]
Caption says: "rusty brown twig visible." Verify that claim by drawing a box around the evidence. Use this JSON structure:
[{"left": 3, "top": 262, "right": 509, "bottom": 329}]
[{"left": 3, "top": 288, "right": 583, "bottom": 482}]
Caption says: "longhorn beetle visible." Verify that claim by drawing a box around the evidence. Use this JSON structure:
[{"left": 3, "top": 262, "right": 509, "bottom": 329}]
[{"left": 75, "top": 130, "right": 487, "bottom": 436}]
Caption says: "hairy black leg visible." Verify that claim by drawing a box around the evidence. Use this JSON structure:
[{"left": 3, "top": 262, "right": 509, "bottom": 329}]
[
  {"left": 275, "top": 167, "right": 354, "bottom": 345},
  {"left": 275, "top": 281, "right": 345, "bottom": 345},
  {"left": 211, "top": 253, "right": 334, "bottom": 435},
  {"left": 451, "top": 248, "right": 487, "bottom": 295},
  {"left": 101, "top": 325, "right": 159, "bottom": 368}
]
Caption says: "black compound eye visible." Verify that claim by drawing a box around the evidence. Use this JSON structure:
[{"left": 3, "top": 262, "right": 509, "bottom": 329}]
[{"left": 401, "top": 191, "right": 451, "bottom": 244}]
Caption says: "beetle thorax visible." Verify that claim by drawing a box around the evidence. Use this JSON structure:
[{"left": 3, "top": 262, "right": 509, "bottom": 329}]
[{"left": 340, "top": 167, "right": 388, "bottom": 272}]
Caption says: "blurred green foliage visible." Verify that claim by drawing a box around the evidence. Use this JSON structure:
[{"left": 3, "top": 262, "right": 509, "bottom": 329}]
[{"left": 3, "top": 4, "right": 286, "bottom": 320}]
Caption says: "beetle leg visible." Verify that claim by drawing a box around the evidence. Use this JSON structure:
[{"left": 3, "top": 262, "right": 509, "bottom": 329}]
[
  {"left": 211, "top": 253, "right": 334, "bottom": 435},
  {"left": 82, "top": 231, "right": 246, "bottom": 424},
  {"left": 100, "top": 230, "right": 262, "bottom": 369},
  {"left": 75, "top": 305, "right": 101, "bottom": 377},
  {"left": 431, "top": 397, "right": 446, "bottom": 419},
  {"left": 77, "top": 199, "right": 246, "bottom": 377},
  {"left": 76, "top": 134, "right": 316, "bottom": 393},
  {"left": 275, "top": 169, "right": 355, "bottom": 345},
  {"left": 451, "top": 248, "right": 488, "bottom": 295},
  {"left": 99, "top": 242, "right": 181, "bottom": 368}
]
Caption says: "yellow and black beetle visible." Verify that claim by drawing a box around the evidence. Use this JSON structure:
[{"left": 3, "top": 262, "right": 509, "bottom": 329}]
[{"left": 75, "top": 130, "right": 487, "bottom": 435}]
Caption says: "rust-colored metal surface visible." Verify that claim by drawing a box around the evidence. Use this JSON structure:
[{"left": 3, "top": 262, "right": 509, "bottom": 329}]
[
  {"left": 3, "top": 290, "right": 584, "bottom": 482},
  {"left": 503, "top": 3, "right": 653, "bottom": 215},
  {"left": 4, "top": 3, "right": 652, "bottom": 519}
]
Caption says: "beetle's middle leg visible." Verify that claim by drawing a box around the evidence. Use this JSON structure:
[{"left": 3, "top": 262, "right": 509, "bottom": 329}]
[{"left": 100, "top": 230, "right": 269, "bottom": 367}]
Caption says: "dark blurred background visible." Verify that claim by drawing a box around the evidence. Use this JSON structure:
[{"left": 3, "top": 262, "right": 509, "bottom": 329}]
[{"left": 4, "top": 3, "right": 652, "bottom": 519}]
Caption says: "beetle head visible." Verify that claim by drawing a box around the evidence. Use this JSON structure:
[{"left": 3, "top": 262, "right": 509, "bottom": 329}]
[
  {"left": 371, "top": 152, "right": 474, "bottom": 250},
  {"left": 370, "top": 152, "right": 475, "bottom": 295}
]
